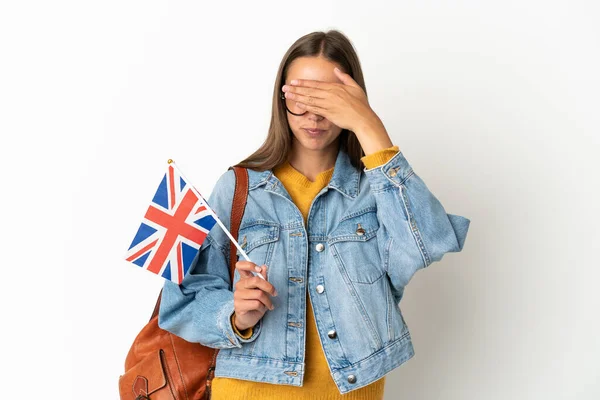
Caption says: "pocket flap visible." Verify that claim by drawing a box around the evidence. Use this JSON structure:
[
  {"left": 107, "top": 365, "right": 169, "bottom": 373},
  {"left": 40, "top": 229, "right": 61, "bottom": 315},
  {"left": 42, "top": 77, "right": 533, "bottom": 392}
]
[
  {"left": 119, "top": 349, "right": 168, "bottom": 399},
  {"left": 237, "top": 221, "right": 279, "bottom": 254},
  {"left": 329, "top": 208, "right": 379, "bottom": 244}
]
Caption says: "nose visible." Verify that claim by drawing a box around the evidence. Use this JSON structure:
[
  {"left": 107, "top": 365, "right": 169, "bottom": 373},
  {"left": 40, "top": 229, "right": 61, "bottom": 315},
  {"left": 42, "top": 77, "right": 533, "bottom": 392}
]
[{"left": 307, "top": 112, "right": 324, "bottom": 122}]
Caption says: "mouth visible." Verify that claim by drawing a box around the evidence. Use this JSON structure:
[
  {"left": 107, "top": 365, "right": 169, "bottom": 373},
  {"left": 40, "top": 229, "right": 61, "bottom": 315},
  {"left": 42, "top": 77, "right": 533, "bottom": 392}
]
[{"left": 303, "top": 128, "right": 326, "bottom": 135}]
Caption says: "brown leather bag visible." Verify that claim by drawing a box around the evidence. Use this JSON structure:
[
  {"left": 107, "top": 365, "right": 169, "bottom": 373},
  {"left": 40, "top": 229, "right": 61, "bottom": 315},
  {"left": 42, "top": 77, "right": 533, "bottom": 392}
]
[{"left": 119, "top": 166, "right": 249, "bottom": 400}]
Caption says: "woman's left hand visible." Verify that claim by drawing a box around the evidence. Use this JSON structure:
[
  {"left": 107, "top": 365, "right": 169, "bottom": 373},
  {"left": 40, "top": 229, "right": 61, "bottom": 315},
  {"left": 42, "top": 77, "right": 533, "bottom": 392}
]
[{"left": 282, "top": 67, "right": 378, "bottom": 133}]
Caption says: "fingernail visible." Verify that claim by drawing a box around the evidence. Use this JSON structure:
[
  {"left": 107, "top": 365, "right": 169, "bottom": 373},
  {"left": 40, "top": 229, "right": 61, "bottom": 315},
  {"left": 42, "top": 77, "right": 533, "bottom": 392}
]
[
  {"left": 274, "top": 289, "right": 278, "bottom": 297},
  {"left": 254, "top": 266, "right": 261, "bottom": 272}
]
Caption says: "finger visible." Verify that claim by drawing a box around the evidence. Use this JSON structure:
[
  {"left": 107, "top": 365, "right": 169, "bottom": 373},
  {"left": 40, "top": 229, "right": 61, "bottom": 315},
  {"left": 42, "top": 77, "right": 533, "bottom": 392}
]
[
  {"left": 289, "top": 79, "right": 334, "bottom": 90},
  {"left": 236, "top": 261, "right": 261, "bottom": 278},
  {"left": 239, "top": 290, "right": 274, "bottom": 310},
  {"left": 236, "top": 299, "right": 268, "bottom": 314},
  {"left": 284, "top": 91, "right": 326, "bottom": 109},
  {"left": 242, "top": 275, "right": 276, "bottom": 294},
  {"left": 242, "top": 276, "right": 278, "bottom": 297},
  {"left": 333, "top": 67, "right": 361, "bottom": 88},
  {"left": 283, "top": 85, "right": 328, "bottom": 99},
  {"left": 235, "top": 265, "right": 268, "bottom": 288},
  {"left": 257, "top": 264, "right": 268, "bottom": 281},
  {"left": 296, "top": 101, "right": 326, "bottom": 116}
]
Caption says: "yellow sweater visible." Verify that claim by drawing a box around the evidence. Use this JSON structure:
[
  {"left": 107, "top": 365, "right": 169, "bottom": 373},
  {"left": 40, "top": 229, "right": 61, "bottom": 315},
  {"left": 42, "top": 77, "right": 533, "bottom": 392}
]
[{"left": 212, "top": 145, "right": 400, "bottom": 400}]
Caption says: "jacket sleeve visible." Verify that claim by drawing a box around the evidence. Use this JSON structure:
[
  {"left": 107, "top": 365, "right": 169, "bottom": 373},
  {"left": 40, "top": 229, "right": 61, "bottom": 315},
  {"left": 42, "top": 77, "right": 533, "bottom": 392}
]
[
  {"left": 157, "top": 169, "right": 262, "bottom": 349},
  {"left": 363, "top": 150, "right": 471, "bottom": 296}
]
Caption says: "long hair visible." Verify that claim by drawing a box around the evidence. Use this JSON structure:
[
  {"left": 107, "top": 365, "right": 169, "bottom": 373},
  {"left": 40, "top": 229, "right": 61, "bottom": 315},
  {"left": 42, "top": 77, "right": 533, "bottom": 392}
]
[{"left": 233, "top": 30, "right": 368, "bottom": 172}]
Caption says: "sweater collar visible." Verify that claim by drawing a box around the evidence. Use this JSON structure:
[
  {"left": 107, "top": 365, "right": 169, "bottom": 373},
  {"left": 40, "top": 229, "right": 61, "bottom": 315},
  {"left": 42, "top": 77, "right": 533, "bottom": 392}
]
[
  {"left": 247, "top": 145, "right": 361, "bottom": 199},
  {"left": 273, "top": 161, "right": 334, "bottom": 189}
]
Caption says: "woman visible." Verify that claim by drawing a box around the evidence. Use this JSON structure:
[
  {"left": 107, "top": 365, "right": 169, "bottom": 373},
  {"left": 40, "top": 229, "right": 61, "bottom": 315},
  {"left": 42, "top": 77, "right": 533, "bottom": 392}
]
[{"left": 159, "top": 30, "right": 470, "bottom": 399}]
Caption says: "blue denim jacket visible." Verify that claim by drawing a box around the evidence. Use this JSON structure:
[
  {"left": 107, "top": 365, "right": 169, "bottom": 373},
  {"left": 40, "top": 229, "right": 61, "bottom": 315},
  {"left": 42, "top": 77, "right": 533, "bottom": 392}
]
[{"left": 158, "top": 146, "right": 470, "bottom": 394}]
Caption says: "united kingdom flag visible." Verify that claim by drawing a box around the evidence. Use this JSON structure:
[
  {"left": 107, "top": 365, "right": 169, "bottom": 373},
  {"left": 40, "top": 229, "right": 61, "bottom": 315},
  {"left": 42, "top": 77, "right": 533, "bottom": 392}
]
[{"left": 125, "top": 162, "right": 217, "bottom": 284}]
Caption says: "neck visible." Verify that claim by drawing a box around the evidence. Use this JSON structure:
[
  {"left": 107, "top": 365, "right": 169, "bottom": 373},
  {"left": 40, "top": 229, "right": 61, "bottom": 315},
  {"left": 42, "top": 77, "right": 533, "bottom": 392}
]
[{"left": 288, "top": 140, "right": 339, "bottom": 181}]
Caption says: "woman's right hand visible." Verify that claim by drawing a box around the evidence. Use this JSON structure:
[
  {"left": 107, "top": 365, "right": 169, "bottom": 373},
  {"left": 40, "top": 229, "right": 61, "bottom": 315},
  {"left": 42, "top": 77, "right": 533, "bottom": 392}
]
[{"left": 232, "top": 261, "right": 278, "bottom": 331}]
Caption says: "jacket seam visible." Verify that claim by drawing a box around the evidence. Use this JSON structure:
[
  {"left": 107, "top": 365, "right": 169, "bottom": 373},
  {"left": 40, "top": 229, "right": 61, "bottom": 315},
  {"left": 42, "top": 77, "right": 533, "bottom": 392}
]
[
  {"left": 383, "top": 236, "right": 392, "bottom": 275},
  {"left": 335, "top": 330, "right": 411, "bottom": 371},
  {"left": 217, "top": 300, "right": 241, "bottom": 348},
  {"left": 384, "top": 235, "right": 394, "bottom": 341},
  {"left": 339, "top": 206, "right": 377, "bottom": 222},
  {"left": 330, "top": 245, "right": 384, "bottom": 349},
  {"left": 398, "top": 183, "right": 430, "bottom": 267},
  {"left": 370, "top": 168, "right": 415, "bottom": 193},
  {"left": 386, "top": 280, "right": 394, "bottom": 342},
  {"left": 206, "top": 234, "right": 230, "bottom": 267}
]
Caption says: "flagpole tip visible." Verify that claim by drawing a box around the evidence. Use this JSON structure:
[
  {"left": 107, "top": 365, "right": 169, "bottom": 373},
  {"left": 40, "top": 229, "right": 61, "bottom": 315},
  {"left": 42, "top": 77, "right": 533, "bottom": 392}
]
[{"left": 167, "top": 159, "right": 174, "bottom": 164}]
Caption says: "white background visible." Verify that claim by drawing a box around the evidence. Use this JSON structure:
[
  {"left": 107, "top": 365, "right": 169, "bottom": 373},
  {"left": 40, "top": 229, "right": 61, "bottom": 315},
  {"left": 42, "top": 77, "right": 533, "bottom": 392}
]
[{"left": 1, "top": 1, "right": 599, "bottom": 399}]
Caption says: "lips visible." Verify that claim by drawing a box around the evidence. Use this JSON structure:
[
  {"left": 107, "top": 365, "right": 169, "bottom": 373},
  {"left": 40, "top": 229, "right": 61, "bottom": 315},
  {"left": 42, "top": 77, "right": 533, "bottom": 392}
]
[{"left": 303, "top": 128, "right": 325, "bottom": 134}]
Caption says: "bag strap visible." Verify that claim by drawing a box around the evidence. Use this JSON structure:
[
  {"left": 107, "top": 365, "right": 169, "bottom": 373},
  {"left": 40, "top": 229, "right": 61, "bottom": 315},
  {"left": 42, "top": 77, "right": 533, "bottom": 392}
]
[
  {"left": 228, "top": 166, "right": 249, "bottom": 283},
  {"left": 149, "top": 166, "right": 249, "bottom": 321}
]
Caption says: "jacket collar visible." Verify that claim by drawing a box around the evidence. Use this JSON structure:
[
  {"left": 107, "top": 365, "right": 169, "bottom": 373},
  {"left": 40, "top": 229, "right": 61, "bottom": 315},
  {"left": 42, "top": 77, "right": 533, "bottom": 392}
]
[{"left": 247, "top": 145, "right": 361, "bottom": 200}]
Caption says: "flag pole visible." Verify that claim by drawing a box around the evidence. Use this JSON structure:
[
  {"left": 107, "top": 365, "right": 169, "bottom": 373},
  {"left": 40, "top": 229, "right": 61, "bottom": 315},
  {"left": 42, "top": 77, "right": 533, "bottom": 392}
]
[{"left": 168, "top": 159, "right": 266, "bottom": 280}]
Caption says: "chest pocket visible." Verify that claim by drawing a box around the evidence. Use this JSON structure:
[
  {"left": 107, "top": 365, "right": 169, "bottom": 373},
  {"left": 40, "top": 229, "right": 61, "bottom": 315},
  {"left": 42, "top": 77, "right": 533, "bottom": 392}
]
[
  {"left": 236, "top": 221, "right": 279, "bottom": 269},
  {"left": 328, "top": 208, "right": 384, "bottom": 284}
]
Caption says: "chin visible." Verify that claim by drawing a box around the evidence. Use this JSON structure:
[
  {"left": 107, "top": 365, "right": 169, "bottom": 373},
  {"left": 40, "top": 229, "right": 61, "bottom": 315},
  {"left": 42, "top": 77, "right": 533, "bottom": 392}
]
[
  {"left": 291, "top": 127, "right": 342, "bottom": 152},
  {"left": 297, "top": 137, "right": 332, "bottom": 151}
]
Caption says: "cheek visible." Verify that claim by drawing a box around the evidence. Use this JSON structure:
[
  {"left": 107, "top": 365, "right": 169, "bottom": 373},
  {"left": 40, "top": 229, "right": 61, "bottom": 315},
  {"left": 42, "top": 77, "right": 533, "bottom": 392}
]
[{"left": 286, "top": 117, "right": 302, "bottom": 133}]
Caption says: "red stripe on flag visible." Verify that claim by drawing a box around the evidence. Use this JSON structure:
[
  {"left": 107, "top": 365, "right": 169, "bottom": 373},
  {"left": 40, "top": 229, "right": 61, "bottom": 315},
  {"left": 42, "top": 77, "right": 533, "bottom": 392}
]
[
  {"left": 195, "top": 205, "right": 207, "bottom": 214},
  {"left": 144, "top": 190, "right": 208, "bottom": 274},
  {"left": 168, "top": 165, "right": 176, "bottom": 209},
  {"left": 126, "top": 239, "right": 158, "bottom": 262},
  {"left": 177, "top": 242, "right": 183, "bottom": 284}
]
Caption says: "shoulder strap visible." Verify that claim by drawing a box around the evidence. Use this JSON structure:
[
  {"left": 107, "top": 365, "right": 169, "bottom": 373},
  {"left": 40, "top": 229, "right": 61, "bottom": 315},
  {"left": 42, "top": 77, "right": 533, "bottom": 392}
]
[
  {"left": 228, "top": 166, "right": 249, "bottom": 283},
  {"left": 149, "top": 166, "right": 249, "bottom": 321}
]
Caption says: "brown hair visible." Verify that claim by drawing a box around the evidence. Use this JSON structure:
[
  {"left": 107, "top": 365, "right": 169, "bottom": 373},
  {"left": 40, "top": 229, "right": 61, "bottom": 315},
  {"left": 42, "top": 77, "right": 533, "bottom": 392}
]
[{"left": 233, "top": 29, "right": 368, "bottom": 172}]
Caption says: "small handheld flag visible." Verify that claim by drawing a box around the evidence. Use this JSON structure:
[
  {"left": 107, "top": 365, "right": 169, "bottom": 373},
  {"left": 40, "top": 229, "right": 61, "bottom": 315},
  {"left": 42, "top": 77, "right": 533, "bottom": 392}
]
[{"left": 124, "top": 160, "right": 265, "bottom": 284}]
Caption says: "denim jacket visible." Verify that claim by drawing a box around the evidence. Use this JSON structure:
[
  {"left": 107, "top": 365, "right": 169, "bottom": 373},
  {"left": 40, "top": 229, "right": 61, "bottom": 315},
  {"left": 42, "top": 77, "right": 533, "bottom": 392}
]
[{"left": 158, "top": 146, "right": 470, "bottom": 394}]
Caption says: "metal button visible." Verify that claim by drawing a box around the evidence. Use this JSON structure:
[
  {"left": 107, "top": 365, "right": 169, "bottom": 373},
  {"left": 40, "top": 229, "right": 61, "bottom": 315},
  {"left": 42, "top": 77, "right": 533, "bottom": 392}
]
[
  {"left": 316, "top": 284, "right": 325, "bottom": 294},
  {"left": 356, "top": 223, "right": 365, "bottom": 236},
  {"left": 347, "top": 374, "right": 357, "bottom": 384},
  {"left": 389, "top": 167, "right": 398, "bottom": 177},
  {"left": 327, "top": 329, "right": 337, "bottom": 339},
  {"left": 315, "top": 243, "right": 325, "bottom": 252}
]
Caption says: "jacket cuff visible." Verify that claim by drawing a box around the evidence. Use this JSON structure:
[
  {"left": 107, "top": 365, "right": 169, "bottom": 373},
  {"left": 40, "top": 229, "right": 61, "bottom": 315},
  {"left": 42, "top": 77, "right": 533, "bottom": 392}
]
[
  {"left": 361, "top": 145, "right": 400, "bottom": 169},
  {"left": 231, "top": 313, "right": 254, "bottom": 339},
  {"left": 363, "top": 149, "right": 414, "bottom": 191},
  {"left": 218, "top": 299, "right": 262, "bottom": 347}
]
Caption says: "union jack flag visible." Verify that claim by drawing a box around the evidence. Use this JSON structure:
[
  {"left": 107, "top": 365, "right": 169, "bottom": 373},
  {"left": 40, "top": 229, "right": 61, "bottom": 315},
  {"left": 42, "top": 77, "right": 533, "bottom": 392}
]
[{"left": 125, "top": 162, "right": 217, "bottom": 284}]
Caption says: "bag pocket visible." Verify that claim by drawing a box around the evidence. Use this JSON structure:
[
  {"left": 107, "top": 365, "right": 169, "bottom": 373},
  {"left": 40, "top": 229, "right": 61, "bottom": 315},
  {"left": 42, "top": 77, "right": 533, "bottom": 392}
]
[{"left": 118, "top": 349, "right": 175, "bottom": 400}]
